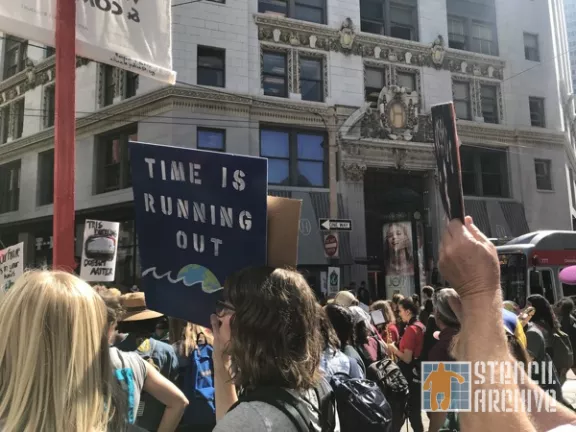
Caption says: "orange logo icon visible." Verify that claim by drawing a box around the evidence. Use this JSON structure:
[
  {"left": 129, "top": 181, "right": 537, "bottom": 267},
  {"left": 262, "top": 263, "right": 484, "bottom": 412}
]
[{"left": 422, "top": 362, "right": 465, "bottom": 411}]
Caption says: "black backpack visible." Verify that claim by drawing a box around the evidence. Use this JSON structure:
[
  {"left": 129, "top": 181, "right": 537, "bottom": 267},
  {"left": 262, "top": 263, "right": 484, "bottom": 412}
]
[
  {"left": 367, "top": 358, "right": 409, "bottom": 432},
  {"left": 228, "top": 379, "right": 336, "bottom": 432},
  {"left": 330, "top": 374, "right": 393, "bottom": 432}
]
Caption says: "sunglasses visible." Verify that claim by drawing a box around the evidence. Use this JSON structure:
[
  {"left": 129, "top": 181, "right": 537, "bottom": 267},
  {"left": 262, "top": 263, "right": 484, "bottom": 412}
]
[{"left": 215, "top": 300, "right": 235, "bottom": 316}]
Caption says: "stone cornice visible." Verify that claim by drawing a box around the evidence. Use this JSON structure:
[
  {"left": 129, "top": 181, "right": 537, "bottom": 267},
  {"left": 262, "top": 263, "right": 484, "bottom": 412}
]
[
  {"left": 254, "top": 14, "right": 506, "bottom": 80},
  {"left": 0, "top": 85, "right": 331, "bottom": 158}
]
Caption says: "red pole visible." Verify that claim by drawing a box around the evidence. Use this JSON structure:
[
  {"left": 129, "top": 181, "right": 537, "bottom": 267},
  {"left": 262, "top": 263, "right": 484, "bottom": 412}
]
[{"left": 52, "top": 0, "right": 76, "bottom": 271}]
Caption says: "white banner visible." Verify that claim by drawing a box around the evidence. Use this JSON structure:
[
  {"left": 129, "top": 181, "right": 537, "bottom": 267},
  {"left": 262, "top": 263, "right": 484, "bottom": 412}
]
[
  {"left": 80, "top": 220, "right": 120, "bottom": 282},
  {"left": 0, "top": 0, "right": 175, "bottom": 84},
  {"left": 0, "top": 242, "right": 24, "bottom": 290}
]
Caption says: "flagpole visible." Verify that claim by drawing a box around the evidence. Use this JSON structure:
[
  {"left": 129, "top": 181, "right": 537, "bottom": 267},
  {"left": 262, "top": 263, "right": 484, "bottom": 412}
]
[{"left": 52, "top": 0, "right": 77, "bottom": 271}]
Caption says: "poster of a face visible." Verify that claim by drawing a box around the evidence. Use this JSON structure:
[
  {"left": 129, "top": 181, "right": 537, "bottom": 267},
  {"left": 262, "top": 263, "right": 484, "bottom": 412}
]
[
  {"left": 416, "top": 222, "right": 426, "bottom": 288},
  {"left": 383, "top": 222, "right": 415, "bottom": 299}
]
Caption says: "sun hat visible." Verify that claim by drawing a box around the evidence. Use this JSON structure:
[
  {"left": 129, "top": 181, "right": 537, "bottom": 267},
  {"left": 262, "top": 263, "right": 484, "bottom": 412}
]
[
  {"left": 333, "top": 291, "right": 358, "bottom": 308},
  {"left": 119, "top": 292, "right": 163, "bottom": 322}
]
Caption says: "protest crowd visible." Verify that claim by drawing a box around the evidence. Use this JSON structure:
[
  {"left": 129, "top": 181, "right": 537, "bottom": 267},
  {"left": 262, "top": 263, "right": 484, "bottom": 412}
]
[{"left": 1, "top": 217, "right": 576, "bottom": 432}]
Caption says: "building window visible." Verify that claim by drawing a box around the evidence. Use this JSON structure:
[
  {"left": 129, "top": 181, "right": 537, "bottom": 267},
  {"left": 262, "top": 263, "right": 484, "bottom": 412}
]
[
  {"left": 529, "top": 97, "right": 545, "bottom": 127},
  {"left": 481, "top": 85, "right": 498, "bottom": 124},
  {"left": 534, "top": 159, "right": 552, "bottom": 191},
  {"left": 471, "top": 22, "right": 496, "bottom": 56},
  {"left": 453, "top": 81, "right": 471, "bottom": 120},
  {"left": 197, "top": 46, "right": 225, "bottom": 88},
  {"left": 258, "top": 0, "right": 326, "bottom": 24},
  {"left": 0, "top": 106, "right": 9, "bottom": 144},
  {"left": 44, "top": 85, "right": 55, "bottom": 128},
  {"left": 460, "top": 146, "right": 509, "bottom": 197},
  {"left": 3, "top": 36, "right": 27, "bottom": 79},
  {"left": 524, "top": 33, "right": 540, "bottom": 61},
  {"left": 38, "top": 149, "right": 54, "bottom": 206},
  {"left": 397, "top": 71, "right": 415, "bottom": 92},
  {"left": 260, "top": 127, "right": 326, "bottom": 187},
  {"left": 13, "top": 98, "right": 24, "bottom": 140},
  {"left": 125, "top": 72, "right": 139, "bottom": 98},
  {"left": 102, "top": 65, "right": 115, "bottom": 107},
  {"left": 95, "top": 126, "right": 138, "bottom": 194},
  {"left": 570, "top": 169, "right": 576, "bottom": 208},
  {"left": 45, "top": 46, "right": 55, "bottom": 58},
  {"left": 197, "top": 128, "right": 226, "bottom": 152},
  {"left": 365, "top": 67, "right": 385, "bottom": 103},
  {"left": 262, "top": 51, "right": 288, "bottom": 98},
  {"left": 0, "top": 160, "right": 20, "bottom": 214},
  {"left": 360, "top": 0, "right": 418, "bottom": 41},
  {"left": 447, "top": 15, "right": 498, "bottom": 56},
  {"left": 448, "top": 17, "right": 467, "bottom": 50},
  {"left": 300, "top": 57, "right": 323, "bottom": 102}
]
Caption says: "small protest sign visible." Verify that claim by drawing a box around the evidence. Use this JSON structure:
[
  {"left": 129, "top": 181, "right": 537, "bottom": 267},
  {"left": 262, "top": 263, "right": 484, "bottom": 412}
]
[
  {"left": 80, "top": 220, "right": 120, "bottom": 282},
  {"left": 0, "top": 242, "right": 24, "bottom": 290},
  {"left": 129, "top": 141, "right": 268, "bottom": 326}
]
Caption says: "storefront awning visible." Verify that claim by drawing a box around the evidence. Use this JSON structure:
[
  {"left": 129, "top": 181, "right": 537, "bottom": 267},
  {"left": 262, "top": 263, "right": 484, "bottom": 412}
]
[
  {"left": 268, "top": 190, "right": 353, "bottom": 266},
  {"left": 464, "top": 199, "right": 530, "bottom": 239}
]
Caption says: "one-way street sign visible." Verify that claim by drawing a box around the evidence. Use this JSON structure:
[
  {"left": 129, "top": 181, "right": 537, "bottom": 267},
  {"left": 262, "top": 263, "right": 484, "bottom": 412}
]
[{"left": 320, "top": 219, "right": 353, "bottom": 231}]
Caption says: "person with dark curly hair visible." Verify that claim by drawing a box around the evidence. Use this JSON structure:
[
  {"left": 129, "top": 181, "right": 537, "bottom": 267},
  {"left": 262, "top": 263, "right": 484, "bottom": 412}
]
[
  {"left": 325, "top": 303, "right": 366, "bottom": 376},
  {"left": 210, "top": 267, "right": 339, "bottom": 431}
]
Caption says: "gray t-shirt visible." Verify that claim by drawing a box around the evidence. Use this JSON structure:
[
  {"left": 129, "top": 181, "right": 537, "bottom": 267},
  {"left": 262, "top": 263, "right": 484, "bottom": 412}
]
[
  {"left": 213, "top": 388, "right": 340, "bottom": 432},
  {"left": 110, "top": 347, "right": 148, "bottom": 424}
]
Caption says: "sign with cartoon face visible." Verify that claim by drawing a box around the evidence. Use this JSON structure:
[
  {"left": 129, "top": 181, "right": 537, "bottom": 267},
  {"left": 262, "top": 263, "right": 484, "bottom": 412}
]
[{"left": 130, "top": 141, "right": 268, "bottom": 326}]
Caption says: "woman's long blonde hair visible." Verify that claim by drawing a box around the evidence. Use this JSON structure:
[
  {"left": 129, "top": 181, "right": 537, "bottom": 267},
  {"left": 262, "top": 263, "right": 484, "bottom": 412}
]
[
  {"left": 0, "top": 270, "right": 122, "bottom": 431},
  {"left": 170, "top": 318, "right": 214, "bottom": 357}
]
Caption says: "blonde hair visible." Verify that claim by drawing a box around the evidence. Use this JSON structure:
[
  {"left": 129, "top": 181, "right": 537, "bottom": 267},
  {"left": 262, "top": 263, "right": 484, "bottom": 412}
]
[
  {"left": 170, "top": 319, "right": 214, "bottom": 357},
  {"left": 0, "top": 271, "right": 121, "bottom": 431}
]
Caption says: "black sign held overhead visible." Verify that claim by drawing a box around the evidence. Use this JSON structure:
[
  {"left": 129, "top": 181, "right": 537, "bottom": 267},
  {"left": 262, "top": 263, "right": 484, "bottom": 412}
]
[{"left": 320, "top": 219, "right": 353, "bottom": 231}]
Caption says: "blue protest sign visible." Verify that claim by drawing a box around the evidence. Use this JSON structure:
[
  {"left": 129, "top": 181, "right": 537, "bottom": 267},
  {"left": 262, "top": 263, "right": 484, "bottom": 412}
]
[{"left": 129, "top": 141, "right": 268, "bottom": 326}]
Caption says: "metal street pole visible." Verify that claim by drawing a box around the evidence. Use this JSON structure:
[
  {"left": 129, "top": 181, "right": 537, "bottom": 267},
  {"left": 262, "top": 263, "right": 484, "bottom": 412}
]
[
  {"left": 327, "top": 107, "right": 340, "bottom": 274},
  {"left": 53, "top": 0, "right": 76, "bottom": 271}
]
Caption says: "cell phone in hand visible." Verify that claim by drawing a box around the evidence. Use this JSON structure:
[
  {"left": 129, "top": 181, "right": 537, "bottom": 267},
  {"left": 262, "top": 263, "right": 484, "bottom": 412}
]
[{"left": 431, "top": 102, "right": 465, "bottom": 223}]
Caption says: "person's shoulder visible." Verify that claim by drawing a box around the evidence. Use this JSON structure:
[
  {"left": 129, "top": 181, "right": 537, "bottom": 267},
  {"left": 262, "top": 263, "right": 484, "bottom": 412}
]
[{"left": 213, "top": 401, "right": 295, "bottom": 432}]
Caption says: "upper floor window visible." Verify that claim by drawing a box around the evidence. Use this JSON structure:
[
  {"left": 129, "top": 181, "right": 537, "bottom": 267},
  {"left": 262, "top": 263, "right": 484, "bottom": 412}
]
[
  {"left": 37, "top": 149, "right": 55, "bottom": 206},
  {"left": 197, "top": 128, "right": 226, "bottom": 152},
  {"left": 0, "top": 160, "right": 20, "bottom": 214},
  {"left": 397, "top": 71, "right": 415, "bottom": 92},
  {"left": 258, "top": 0, "right": 326, "bottom": 24},
  {"left": 365, "top": 67, "right": 386, "bottom": 103},
  {"left": 44, "top": 84, "right": 55, "bottom": 128},
  {"left": 529, "top": 97, "right": 545, "bottom": 128},
  {"left": 3, "top": 36, "right": 27, "bottom": 79},
  {"left": 524, "top": 33, "right": 540, "bottom": 62},
  {"left": 360, "top": 0, "right": 418, "bottom": 41},
  {"left": 95, "top": 126, "right": 137, "bottom": 194},
  {"left": 300, "top": 57, "right": 323, "bottom": 102},
  {"left": 460, "top": 146, "right": 508, "bottom": 197},
  {"left": 260, "top": 127, "right": 326, "bottom": 187},
  {"left": 534, "top": 159, "right": 552, "bottom": 191},
  {"left": 125, "top": 72, "right": 139, "bottom": 99},
  {"left": 102, "top": 65, "right": 115, "bottom": 107},
  {"left": 480, "top": 84, "right": 498, "bottom": 124},
  {"left": 447, "top": 15, "right": 498, "bottom": 56},
  {"left": 453, "top": 81, "right": 471, "bottom": 120},
  {"left": 262, "top": 51, "right": 288, "bottom": 98},
  {"left": 13, "top": 98, "right": 24, "bottom": 140},
  {"left": 197, "top": 46, "right": 225, "bottom": 88},
  {"left": 45, "top": 46, "right": 55, "bottom": 58}
]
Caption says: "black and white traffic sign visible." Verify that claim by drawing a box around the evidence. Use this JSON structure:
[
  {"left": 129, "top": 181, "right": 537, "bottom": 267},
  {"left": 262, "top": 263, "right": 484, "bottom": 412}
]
[{"left": 319, "top": 219, "right": 353, "bottom": 231}]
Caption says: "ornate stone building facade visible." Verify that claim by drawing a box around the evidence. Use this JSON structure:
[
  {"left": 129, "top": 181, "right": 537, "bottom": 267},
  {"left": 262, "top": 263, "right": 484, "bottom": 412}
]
[{"left": 0, "top": 0, "right": 574, "bottom": 298}]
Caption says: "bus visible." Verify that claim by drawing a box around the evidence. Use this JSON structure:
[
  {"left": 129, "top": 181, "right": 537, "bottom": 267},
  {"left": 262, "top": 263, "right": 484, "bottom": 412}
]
[{"left": 497, "top": 231, "right": 576, "bottom": 308}]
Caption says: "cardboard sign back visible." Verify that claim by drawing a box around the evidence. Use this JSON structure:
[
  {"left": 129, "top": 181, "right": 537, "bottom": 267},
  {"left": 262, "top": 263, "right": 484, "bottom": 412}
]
[{"left": 267, "top": 196, "right": 302, "bottom": 268}]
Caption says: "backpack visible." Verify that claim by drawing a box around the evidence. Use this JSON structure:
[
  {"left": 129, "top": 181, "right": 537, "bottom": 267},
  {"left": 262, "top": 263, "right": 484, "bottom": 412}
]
[
  {"left": 367, "top": 357, "right": 409, "bottom": 431},
  {"left": 552, "top": 330, "right": 574, "bottom": 370},
  {"left": 228, "top": 378, "right": 336, "bottom": 432},
  {"left": 330, "top": 374, "right": 393, "bottom": 432},
  {"left": 182, "top": 344, "right": 216, "bottom": 425}
]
